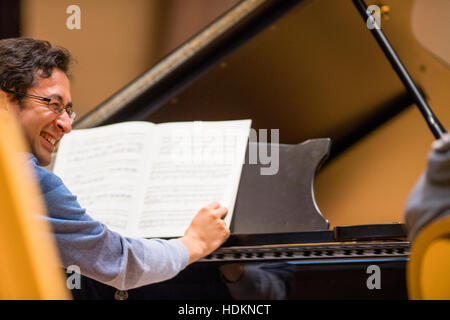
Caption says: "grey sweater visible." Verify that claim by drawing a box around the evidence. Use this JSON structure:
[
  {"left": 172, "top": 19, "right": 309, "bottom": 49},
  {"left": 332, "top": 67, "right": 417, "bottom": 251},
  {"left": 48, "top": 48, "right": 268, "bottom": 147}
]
[{"left": 404, "top": 133, "right": 450, "bottom": 241}]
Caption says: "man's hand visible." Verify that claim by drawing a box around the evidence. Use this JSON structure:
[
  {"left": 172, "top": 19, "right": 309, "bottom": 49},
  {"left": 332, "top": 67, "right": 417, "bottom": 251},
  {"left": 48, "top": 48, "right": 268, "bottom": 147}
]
[{"left": 179, "top": 201, "right": 230, "bottom": 265}]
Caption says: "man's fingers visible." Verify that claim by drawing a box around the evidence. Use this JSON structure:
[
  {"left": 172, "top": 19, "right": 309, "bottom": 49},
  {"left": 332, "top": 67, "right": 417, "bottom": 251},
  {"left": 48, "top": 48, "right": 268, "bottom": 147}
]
[
  {"left": 206, "top": 201, "right": 220, "bottom": 210},
  {"left": 201, "top": 202, "right": 228, "bottom": 219},
  {"left": 214, "top": 206, "right": 228, "bottom": 219}
]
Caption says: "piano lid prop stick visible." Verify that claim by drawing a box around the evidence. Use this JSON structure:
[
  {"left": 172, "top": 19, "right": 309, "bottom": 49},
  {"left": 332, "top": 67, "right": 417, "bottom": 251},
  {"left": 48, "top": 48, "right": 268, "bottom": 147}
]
[{"left": 352, "top": 0, "right": 447, "bottom": 139}]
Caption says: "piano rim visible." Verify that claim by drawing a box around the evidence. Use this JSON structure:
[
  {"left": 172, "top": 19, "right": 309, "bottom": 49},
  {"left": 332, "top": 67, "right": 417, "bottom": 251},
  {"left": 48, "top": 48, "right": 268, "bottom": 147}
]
[{"left": 200, "top": 240, "right": 411, "bottom": 263}]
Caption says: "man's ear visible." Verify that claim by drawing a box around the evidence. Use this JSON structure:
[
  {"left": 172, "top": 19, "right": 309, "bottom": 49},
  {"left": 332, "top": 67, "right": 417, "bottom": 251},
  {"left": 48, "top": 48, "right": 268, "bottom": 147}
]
[
  {"left": 0, "top": 92, "right": 15, "bottom": 125},
  {"left": 0, "top": 91, "right": 21, "bottom": 115},
  {"left": 0, "top": 91, "right": 8, "bottom": 111}
]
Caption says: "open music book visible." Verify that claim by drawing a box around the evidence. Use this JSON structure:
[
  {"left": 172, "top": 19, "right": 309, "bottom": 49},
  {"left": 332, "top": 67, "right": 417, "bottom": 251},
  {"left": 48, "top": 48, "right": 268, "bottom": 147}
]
[{"left": 53, "top": 120, "right": 251, "bottom": 238}]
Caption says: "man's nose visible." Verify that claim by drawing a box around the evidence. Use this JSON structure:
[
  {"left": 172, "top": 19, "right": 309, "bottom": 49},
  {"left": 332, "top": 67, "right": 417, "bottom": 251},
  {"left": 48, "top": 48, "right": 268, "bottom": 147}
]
[{"left": 54, "top": 111, "right": 72, "bottom": 134}]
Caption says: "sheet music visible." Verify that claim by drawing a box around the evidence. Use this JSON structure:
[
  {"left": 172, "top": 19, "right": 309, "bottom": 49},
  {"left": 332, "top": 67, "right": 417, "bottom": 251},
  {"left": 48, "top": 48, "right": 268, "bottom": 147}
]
[
  {"left": 54, "top": 120, "right": 251, "bottom": 239},
  {"left": 53, "top": 122, "right": 154, "bottom": 235},
  {"left": 136, "top": 120, "right": 251, "bottom": 238}
]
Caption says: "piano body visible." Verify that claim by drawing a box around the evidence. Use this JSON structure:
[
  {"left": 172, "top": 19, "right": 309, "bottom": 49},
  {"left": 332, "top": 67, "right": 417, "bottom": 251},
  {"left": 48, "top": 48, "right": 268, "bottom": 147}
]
[{"left": 68, "top": 0, "right": 449, "bottom": 299}]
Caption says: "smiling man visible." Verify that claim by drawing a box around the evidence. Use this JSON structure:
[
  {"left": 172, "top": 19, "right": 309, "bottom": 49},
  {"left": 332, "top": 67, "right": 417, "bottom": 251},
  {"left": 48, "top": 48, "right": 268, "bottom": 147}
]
[
  {"left": 4, "top": 68, "right": 73, "bottom": 166},
  {"left": 0, "top": 37, "right": 230, "bottom": 293}
]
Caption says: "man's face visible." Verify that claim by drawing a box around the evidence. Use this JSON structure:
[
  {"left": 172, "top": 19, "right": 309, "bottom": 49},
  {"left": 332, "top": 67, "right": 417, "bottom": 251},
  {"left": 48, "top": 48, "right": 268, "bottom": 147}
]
[{"left": 9, "top": 68, "right": 72, "bottom": 166}]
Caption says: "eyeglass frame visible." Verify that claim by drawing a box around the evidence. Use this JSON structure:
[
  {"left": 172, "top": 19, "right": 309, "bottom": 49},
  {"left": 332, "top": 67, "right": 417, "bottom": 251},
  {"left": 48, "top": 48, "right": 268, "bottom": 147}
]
[{"left": 3, "top": 88, "right": 76, "bottom": 123}]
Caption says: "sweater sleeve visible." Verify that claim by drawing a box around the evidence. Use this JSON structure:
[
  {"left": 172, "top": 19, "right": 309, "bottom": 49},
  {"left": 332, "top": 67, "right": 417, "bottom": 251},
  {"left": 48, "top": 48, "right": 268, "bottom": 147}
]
[
  {"left": 404, "top": 133, "right": 450, "bottom": 241},
  {"left": 30, "top": 155, "right": 189, "bottom": 290}
]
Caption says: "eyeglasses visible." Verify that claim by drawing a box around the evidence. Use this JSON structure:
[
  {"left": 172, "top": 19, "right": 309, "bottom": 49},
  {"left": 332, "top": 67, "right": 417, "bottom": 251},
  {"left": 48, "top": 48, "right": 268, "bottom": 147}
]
[{"left": 3, "top": 89, "right": 76, "bottom": 123}]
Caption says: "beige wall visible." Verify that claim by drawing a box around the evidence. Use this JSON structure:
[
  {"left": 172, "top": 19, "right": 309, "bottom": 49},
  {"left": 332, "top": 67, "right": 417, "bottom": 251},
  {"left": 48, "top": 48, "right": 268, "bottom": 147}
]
[
  {"left": 156, "top": 0, "right": 240, "bottom": 55},
  {"left": 21, "top": 0, "right": 239, "bottom": 119},
  {"left": 21, "top": 0, "right": 163, "bottom": 119}
]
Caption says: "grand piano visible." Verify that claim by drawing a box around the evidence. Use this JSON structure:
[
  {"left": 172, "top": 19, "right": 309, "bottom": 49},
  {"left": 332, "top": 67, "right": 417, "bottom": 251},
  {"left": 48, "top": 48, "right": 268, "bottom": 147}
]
[{"left": 70, "top": 0, "right": 448, "bottom": 299}]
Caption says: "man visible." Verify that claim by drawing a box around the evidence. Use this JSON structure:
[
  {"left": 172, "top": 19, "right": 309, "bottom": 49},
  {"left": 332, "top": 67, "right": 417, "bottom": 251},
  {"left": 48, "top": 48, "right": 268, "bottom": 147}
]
[{"left": 0, "top": 37, "right": 230, "bottom": 291}]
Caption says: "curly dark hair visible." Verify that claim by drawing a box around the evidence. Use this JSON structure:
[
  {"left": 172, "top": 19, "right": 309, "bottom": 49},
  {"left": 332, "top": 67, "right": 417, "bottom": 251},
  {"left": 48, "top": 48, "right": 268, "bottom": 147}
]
[{"left": 0, "top": 37, "right": 72, "bottom": 104}]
